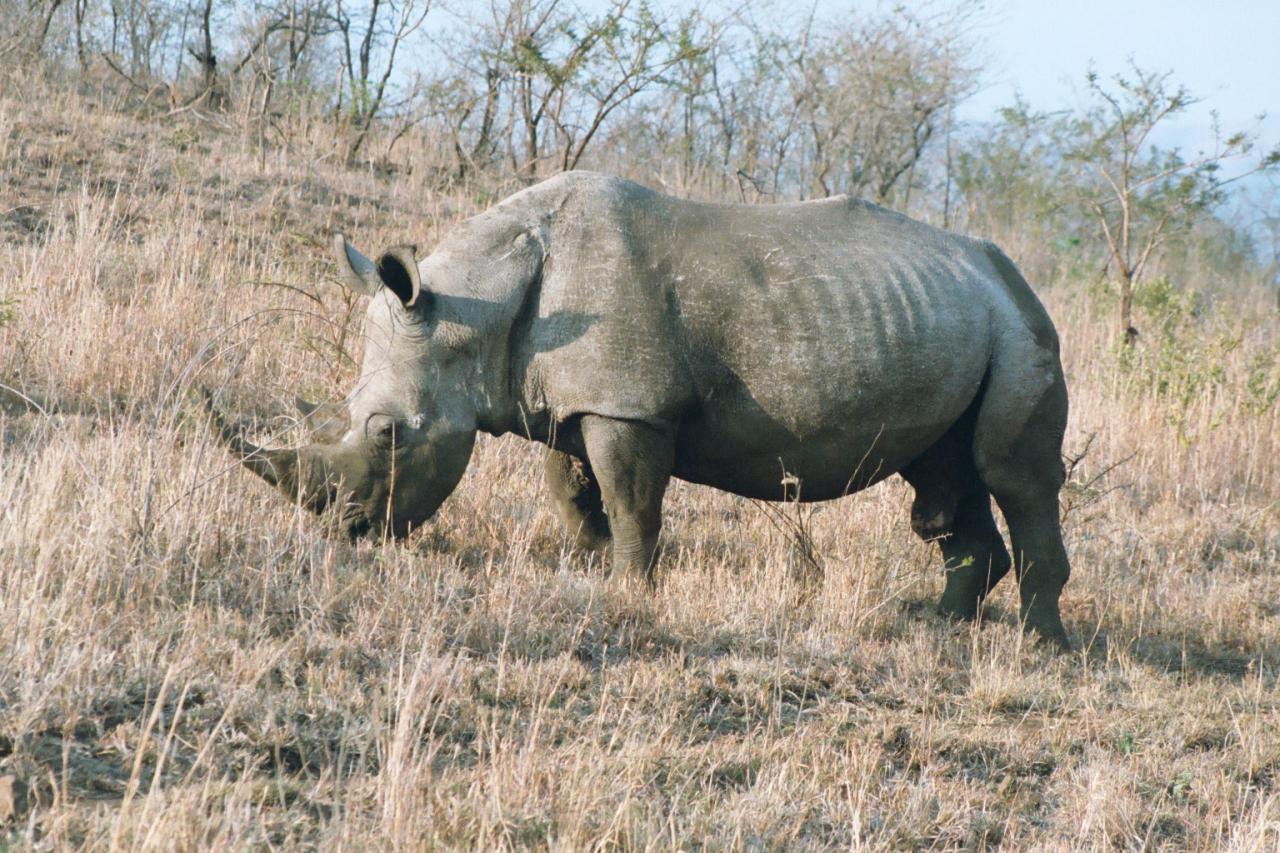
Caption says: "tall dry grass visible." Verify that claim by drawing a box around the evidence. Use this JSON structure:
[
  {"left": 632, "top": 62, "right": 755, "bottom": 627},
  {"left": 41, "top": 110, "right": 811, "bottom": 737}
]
[{"left": 1, "top": 78, "right": 1278, "bottom": 849}]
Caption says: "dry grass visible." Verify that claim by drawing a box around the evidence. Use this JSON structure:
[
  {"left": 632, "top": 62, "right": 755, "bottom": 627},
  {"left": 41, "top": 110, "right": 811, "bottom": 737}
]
[{"left": 1, "top": 79, "right": 1279, "bottom": 850}]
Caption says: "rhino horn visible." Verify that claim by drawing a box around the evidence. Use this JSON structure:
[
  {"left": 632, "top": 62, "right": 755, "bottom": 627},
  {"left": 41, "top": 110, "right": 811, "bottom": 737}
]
[{"left": 202, "top": 391, "right": 340, "bottom": 512}]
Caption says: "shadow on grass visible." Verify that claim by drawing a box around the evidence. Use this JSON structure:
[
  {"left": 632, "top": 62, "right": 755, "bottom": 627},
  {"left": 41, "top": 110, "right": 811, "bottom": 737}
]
[
  {"left": 908, "top": 592, "right": 1279, "bottom": 684},
  {"left": 1082, "top": 626, "right": 1280, "bottom": 684}
]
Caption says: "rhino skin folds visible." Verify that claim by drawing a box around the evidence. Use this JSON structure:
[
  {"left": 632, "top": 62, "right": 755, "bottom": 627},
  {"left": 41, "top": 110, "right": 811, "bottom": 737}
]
[{"left": 210, "top": 172, "right": 1073, "bottom": 649}]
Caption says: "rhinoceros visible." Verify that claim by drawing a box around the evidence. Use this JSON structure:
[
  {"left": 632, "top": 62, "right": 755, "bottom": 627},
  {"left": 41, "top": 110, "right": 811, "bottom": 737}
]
[{"left": 208, "top": 171, "right": 1072, "bottom": 647}]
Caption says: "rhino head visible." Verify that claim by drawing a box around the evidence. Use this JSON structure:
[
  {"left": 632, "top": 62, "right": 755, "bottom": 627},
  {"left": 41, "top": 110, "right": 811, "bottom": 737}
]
[{"left": 208, "top": 234, "right": 491, "bottom": 540}]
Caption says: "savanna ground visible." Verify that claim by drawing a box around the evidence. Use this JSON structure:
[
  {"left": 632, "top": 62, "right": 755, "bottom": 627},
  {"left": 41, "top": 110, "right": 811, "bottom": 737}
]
[{"left": 1, "top": 77, "right": 1279, "bottom": 851}]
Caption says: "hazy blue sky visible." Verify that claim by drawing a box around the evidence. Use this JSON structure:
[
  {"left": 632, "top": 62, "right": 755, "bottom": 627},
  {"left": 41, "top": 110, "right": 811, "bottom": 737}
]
[{"left": 956, "top": 0, "right": 1279, "bottom": 157}]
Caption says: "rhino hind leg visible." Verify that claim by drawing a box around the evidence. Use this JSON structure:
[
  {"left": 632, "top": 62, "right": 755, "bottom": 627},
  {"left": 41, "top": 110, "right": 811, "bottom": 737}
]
[
  {"left": 974, "top": 364, "right": 1072, "bottom": 651},
  {"left": 579, "top": 416, "right": 674, "bottom": 586},
  {"left": 934, "top": 491, "right": 1014, "bottom": 620},
  {"left": 545, "top": 449, "right": 612, "bottom": 553},
  {"left": 901, "top": 429, "right": 1013, "bottom": 622}
]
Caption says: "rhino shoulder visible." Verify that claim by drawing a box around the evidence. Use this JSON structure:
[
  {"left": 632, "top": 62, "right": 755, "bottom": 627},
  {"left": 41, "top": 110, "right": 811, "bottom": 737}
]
[{"left": 504, "top": 171, "right": 638, "bottom": 210}]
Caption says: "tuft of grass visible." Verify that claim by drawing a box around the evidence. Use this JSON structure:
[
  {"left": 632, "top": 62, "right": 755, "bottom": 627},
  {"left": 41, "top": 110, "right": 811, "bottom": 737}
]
[{"left": 0, "top": 78, "right": 1277, "bottom": 849}]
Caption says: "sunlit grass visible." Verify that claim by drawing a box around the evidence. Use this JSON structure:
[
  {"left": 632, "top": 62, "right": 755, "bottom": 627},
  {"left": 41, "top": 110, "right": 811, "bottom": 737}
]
[{"left": 0, "top": 80, "right": 1277, "bottom": 849}]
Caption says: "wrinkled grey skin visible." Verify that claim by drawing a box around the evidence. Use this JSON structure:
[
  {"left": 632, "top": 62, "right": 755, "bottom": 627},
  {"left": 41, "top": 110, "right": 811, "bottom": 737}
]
[{"left": 211, "top": 172, "right": 1072, "bottom": 648}]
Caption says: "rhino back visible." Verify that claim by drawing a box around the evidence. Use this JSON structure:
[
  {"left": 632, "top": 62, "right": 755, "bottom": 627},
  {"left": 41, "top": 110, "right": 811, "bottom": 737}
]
[{"left": 519, "top": 176, "right": 1010, "bottom": 500}]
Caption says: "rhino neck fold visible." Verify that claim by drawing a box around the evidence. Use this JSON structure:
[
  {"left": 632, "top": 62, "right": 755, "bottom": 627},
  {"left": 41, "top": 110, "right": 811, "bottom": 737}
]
[{"left": 473, "top": 268, "right": 548, "bottom": 439}]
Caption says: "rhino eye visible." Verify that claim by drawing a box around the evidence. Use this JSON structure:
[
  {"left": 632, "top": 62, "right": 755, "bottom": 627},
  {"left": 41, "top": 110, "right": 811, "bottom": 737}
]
[{"left": 365, "top": 414, "right": 397, "bottom": 443}]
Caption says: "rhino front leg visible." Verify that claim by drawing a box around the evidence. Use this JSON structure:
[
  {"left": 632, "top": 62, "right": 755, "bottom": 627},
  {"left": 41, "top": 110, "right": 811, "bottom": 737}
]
[
  {"left": 544, "top": 449, "right": 612, "bottom": 553},
  {"left": 579, "top": 415, "right": 673, "bottom": 586}
]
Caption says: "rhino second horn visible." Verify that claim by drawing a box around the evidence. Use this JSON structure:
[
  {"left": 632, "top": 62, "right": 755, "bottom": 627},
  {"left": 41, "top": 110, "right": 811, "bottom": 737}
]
[
  {"left": 295, "top": 397, "right": 322, "bottom": 418},
  {"left": 295, "top": 397, "right": 350, "bottom": 443}
]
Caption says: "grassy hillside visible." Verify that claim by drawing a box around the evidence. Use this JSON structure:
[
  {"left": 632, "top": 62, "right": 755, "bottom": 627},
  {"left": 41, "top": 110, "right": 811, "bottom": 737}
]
[{"left": 1, "top": 82, "right": 1278, "bottom": 849}]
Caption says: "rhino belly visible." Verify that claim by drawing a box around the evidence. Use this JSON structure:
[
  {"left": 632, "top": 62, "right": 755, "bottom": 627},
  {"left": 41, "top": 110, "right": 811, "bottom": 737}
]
[
  {"left": 670, "top": 342, "right": 987, "bottom": 502},
  {"left": 672, "top": 420, "right": 953, "bottom": 501}
]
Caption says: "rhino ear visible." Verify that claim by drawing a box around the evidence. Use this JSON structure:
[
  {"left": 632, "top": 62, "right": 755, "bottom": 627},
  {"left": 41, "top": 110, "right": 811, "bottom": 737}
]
[
  {"left": 375, "top": 245, "right": 423, "bottom": 308},
  {"left": 333, "top": 236, "right": 425, "bottom": 308},
  {"left": 333, "top": 233, "right": 380, "bottom": 296}
]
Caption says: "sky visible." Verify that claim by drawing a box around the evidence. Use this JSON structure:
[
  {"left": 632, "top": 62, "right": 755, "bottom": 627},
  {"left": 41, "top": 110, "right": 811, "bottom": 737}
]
[{"left": 956, "top": 0, "right": 1280, "bottom": 162}]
